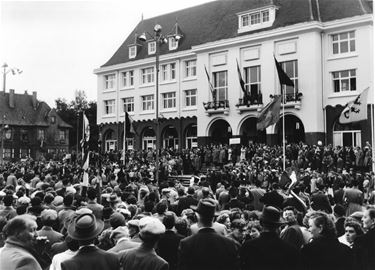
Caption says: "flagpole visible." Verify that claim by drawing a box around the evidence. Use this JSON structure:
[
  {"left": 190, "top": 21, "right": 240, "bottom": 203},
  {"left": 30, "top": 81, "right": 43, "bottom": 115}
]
[
  {"left": 82, "top": 110, "right": 85, "bottom": 160},
  {"left": 282, "top": 84, "right": 286, "bottom": 171},
  {"left": 372, "top": 103, "right": 375, "bottom": 173},
  {"left": 123, "top": 113, "right": 126, "bottom": 166}
]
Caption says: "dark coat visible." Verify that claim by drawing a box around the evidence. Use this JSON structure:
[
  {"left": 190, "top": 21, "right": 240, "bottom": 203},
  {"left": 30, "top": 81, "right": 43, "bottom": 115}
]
[
  {"left": 178, "top": 227, "right": 239, "bottom": 270},
  {"left": 311, "top": 191, "right": 332, "bottom": 213},
  {"left": 156, "top": 230, "right": 184, "bottom": 270},
  {"left": 61, "top": 245, "right": 120, "bottom": 270},
  {"left": 353, "top": 226, "right": 375, "bottom": 270},
  {"left": 301, "top": 237, "right": 354, "bottom": 270},
  {"left": 240, "top": 231, "right": 301, "bottom": 270},
  {"left": 176, "top": 195, "right": 198, "bottom": 216}
]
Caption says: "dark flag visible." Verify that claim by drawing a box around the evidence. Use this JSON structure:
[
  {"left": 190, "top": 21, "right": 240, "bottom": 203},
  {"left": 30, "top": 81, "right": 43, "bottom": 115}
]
[
  {"left": 204, "top": 65, "right": 216, "bottom": 100},
  {"left": 125, "top": 111, "right": 135, "bottom": 134},
  {"left": 274, "top": 56, "right": 294, "bottom": 86},
  {"left": 236, "top": 59, "right": 248, "bottom": 97}
]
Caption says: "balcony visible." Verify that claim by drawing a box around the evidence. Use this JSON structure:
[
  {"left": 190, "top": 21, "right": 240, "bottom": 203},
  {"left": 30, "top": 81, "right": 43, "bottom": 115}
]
[
  {"left": 203, "top": 100, "right": 229, "bottom": 116},
  {"left": 236, "top": 94, "right": 263, "bottom": 114},
  {"left": 282, "top": 92, "right": 303, "bottom": 109}
]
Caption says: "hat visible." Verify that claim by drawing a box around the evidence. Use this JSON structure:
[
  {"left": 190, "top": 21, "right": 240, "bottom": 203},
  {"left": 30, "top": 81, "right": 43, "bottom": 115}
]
[
  {"left": 191, "top": 198, "right": 218, "bottom": 218},
  {"left": 260, "top": 206, "right": 284, "bottom": 225},
  {"left": 139, "top": 217, "right": 165, "bottom": 237},
  {"left": 52, "top": 195, "right": 64, "bottom": 206},
  {"left": 110, "top": 226, "right": 129, "bottom": 241},
  {"left": 66, "top": 186, "right": 76, "bottom": 195},
  {"left": 110, "top": 212, "right": 126, "bottom": 228},
  {"left": 41, "top": 209, "right": 58, "bottom": 221},
  {"left": 75, "top": 207, "right": 93, "bottom": 215},
  {"left": 67, "top": 213, "right": 104, "bottom": 240},
  {"left": 127, "top": 219, "right": 140, "bottom": 228},
  {"left": 18, "top": 196, "right": 31, "bottom": 205}
]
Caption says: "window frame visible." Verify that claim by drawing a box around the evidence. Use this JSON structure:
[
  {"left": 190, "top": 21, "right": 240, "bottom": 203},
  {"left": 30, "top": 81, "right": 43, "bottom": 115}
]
[
  {"left": 184, "top": 60, "right": 197, "bottom": 78},
  {"left": 141, "top": 67, "right": 155, "bottom": 85},
  {"left": 123, "top": 97, "right": 135, "bottom": 112},
  {"left": 280, "top": 60, "right": 298, "bottom": 101},
  {"left": 244, "top": 65, "right": 261, "bottom": 99},
  {"left": 148, "top": 41, "right": 156, "bottom": 55},
  {"left": 104, "top": 74, "right": 116, "bottom": 90},
  {"left": 213, "top": 70, "right": 228, "bottom": 101},
  {"left": 185, "top": 89, "right": 197, "bottom": 107},
  {"left": 122, "top": 70, "right": 134, "bottom": 88},
  {"left": 104, "top": 99, "right": 115, "bottom": 115},
  {"left": 142, "top": 94, "right": 155, "bottom": 111},
  {"left": 169, "top": 37, "right": 178, "bottom": 50},
  {"left": 332, "top": 69, "right": 357, "bottom": 93},
  {"left": 331, "top": 31, "right": 355, "bottom": 55},
  {"left": 129, "top": 46, "right": 137, "bottom": 59},
  {"left": 162, "top": 92, "right": 176, "bottom": 109}
]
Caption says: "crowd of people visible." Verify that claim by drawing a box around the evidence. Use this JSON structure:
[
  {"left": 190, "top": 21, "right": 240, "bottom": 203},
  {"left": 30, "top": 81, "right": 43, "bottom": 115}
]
[{"left": 0, "top": 142, "right": 374, "bottom": 270}]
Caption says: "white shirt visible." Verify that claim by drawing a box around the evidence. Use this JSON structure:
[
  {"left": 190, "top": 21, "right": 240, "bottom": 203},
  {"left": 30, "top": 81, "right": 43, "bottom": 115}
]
[{"left": 50, "top": 249, "right": 77, "bottom": 270}]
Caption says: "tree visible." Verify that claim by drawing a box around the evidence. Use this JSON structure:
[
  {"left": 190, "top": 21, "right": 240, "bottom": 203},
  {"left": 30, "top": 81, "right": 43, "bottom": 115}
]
[{"left": 54, "top": 91, "right": 98, "bottom": 152}]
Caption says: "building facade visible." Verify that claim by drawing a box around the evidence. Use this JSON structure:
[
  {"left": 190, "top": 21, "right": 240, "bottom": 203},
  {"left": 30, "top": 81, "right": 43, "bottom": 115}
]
[
  {"left": 0, "top": 90, "right": 71, "bottom": 161},
  {"left": 95, "top": 0, "right": 373, "bottom": 152}
]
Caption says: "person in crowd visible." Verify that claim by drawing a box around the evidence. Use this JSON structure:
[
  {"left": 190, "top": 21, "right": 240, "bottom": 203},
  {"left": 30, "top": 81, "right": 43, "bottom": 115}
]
[
  {"left": 301, "top": 211, "right": 354, "bottom": 270},
  {"left": 280, "top": 206, "right": 305, "bottom": 249},
  {"left": 343, "top": 179, "right": 364, "bottom": 216},
  {"left": 156, "top": 212, "right": 184, "bottom": 270},
  {"left": 176, "top": 187, "right": 198, "bottom": 216},
  {"left": 37, "top": 209, "right": 64, "bottom": 250},
  {"left": 338, "top": 218, "right": 364, "bottom": 248},
  {"left": 0, "top": 194, "right": 17, "bottom": 221},
  {"left": 352, "top": 207, "right": 375, "bottom": 270},
  {"left": 240, "top": 206, "right": 301, "bottom": 270},
  {"left": 86, "top": 187, "right": 104, "bottom": 219},
  {"left": 61, "top": 213, "right": 120, "bottom": 270},
  {"left": 107, "top": 225, "right": 140, "bottom": 253},
  {"left": 118, "top": 216, "right": 168, "bottom": 270},
  {"left": 178, "top": 198, "right": 239, "bottom": 270},
  {"left": 50, "top": 236, "right": 79, "bottom": 270},
  {"left": 0, "top": 214, "right": 42, "bottom": 270}
]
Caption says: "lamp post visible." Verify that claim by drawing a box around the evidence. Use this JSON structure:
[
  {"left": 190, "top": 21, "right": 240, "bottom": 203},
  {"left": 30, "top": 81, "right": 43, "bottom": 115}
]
[
  {"left": 138, "top": 23, "right": 182, "bottom": 183},
  {"left": 2, "top": 63, "right": 22, "bottom": 92}
]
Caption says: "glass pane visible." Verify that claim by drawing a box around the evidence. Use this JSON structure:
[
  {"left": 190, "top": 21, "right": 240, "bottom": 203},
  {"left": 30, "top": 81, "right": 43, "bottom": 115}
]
[
  {"left": 343, "top": 132, "right": 352, "bottom": 147},
  {"left": 349, "top": 31, "right": 355, "bottom": 38},
  {"left": 250, "top": 67, "right": 258, "bottom": 82},
  {"left": 350, "top": 40, "right": 355, "bottom": 52},
  {"left": 341, "top": 79, "right": 349, "bottom": 91},
  {"left": 285, "top": 62, "right": 293, "bottom": 76},
  {"left": 350, "top": 78, "right": 356, "bottom": 91},
  {"left": 341, "top": 70, "right": 349, "bottom": 77},
  {"left": 339, "top": 32, "right": 348, "bottom": 40},
  {"left": 340, "top": 41, "right": 348, "bottom": 53},
  {"left": 334, "top": 80, "right": 340, "bottom": 92},
  {"left": 350, "top": 69, "right": 356, "bottom": 76},
  {"left": 332, "top": 72, "right": 339, "bottom": 78},
  {"left": 332, "top": 34, "right": 338, "bottom": 41},
  {"left": 333, "top": 43, "right": 338, "bottom": 54},
  {"left": 218, "top": 88, "right": 226, "bottom": 100}
]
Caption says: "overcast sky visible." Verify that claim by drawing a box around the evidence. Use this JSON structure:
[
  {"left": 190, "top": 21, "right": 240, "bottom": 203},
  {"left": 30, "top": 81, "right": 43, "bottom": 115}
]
[{"left": 0, "top": 0, "right": 214, "bottom": 107}]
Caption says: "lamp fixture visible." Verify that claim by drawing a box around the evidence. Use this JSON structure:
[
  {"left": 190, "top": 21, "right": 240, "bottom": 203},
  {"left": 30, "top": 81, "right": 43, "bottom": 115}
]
[
  {"left": 138, "top": 33, "right": 147, "bottom": 42},
  {"left": 154, "top": 24, "right": 162, "bottom": 33}
]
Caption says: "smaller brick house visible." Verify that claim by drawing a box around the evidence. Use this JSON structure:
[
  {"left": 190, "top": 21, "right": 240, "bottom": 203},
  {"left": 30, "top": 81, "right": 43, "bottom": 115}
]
[{"left": 0, "top": 89, "right": 71, "bottom": 161}]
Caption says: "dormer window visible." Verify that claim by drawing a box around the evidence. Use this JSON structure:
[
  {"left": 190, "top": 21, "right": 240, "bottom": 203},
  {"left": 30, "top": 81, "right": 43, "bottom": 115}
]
[
  {"left": 169, "top": 37, "right": 178, "bottom": 50},
  {"left": 237, "top": 6, "right": 276, "bottom": 33},
  {"left": 129, "top": 46, "right": 137, "bottom": 59},
  {"left": 148, "top": 41, "right": 156, "bottom": 54}
]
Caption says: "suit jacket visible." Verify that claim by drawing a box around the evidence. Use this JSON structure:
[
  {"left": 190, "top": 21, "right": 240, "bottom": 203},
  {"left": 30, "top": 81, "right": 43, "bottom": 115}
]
[
  {"left": 37, "top": 226, "right": 64, "bottom": 246},
  {"left": 61, "top": 245, "right": 120, "bottom": 270},
  {"left": 301, "top": 236, "right": 354, "bottom": 270},
  {"left": 156, "top": 230, "right": 184, "bottom": 270},
  {"left": 107, "top": 238, "right": 140, "bottom": 253},
  {"left": 353, "top": 226, "right": 375, "bottom": 270},
  {"left": 240, "top": 231, "right": 301, "bottom": 270},
  {"left": 118, "top": 245, "right": 168, "bottom": 270},
  {"left": 0, "top": 239, "right": 42, "bottom": 270},
  {"left": 178, "top": 227, "right": 239, "bottom": 270}
]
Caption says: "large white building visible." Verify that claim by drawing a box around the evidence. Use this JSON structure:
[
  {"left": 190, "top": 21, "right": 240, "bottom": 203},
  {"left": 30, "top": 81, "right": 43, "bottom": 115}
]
[{"left": 94, "top": 0, "right": 373, "bottom": 152}]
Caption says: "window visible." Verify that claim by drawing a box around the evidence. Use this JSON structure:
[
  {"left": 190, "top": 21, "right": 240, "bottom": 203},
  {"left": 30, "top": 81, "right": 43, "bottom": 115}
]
[
  {"left": 262, "top": 10, "right": 269, "bottom": 22},
  {"left": 169, "top": 37, "right": 178, "bottom": 50},
  {"left": 37, "top": 129, "right": 45, "bottom": 140},
  {"left": 240, "top": 9, "right": 271, "bottom": 27},
  {"left": 142, "top": 95, "right": 154, "bottom": 111},
  {"left": 122, "top": 70, "right": 134, "bottom": 87},
  {"left": 20, "top": 129, "right": 28, "bottom": 141},
  {"left": 20, "top": 149, "right": 30, "bottom": 159},
  {"left": 161, "top": 63, "right": 176, "bottom": 81},
  {"left": 185, "top": 89, "right": 197, "bottom": 107},
  {"left": 162, "top": 92, "right": 176, "bottom": 109},
  {"left": 241, "top": 15, "right": 250, "bottom": 27},
  {"left": 141, "top": 67, "right": 155, "bottom": 84},
  {"left": 332, "top": 31, "right": 355, "bottom": 54},
  {"left": 51, "top": 116, "right": 56, "bottom": 124},
  {"left": 332, "top": 69, "right": 356, "bottom": 93},
  {"left": 333, "top": 122, "right": 361, "bottom": 147},
  {"left": 280, "top": 60, "right": 298, "bottom": 101},
  {"left": 213, "top": 71, "right": 228, "bottom": 101},
  {"left": 3, "top": 148, "right": 13, "bottom": 159},
  {"left": 185, "top": 60, "right": 197, "bottom": 78},
  {"left": 104, "top": 74, "right": 115, "bottom": 90},
  {"left": 104, "top": 100, "right": 115, "bottom": 115},
  {"left": 123, "top": 97, "right": 134, "bottom": 112},
  {"left": 244, "top": 66, "right": 261, "bottom": 103},
  {"left": 250, "top": 13, "right": 260, "bottom": 25},
  {"left": 148, "top": 41, "right": 156, "bottom": 54},
  {"left": 59, "top": 130, "right": 66, "bottom": 141},
  {"left": 129, "top": 46, "right": 137, "bottom": 59}
]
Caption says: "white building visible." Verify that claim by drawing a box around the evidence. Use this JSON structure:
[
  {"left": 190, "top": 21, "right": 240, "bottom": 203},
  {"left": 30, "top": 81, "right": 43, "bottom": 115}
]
[{"left": 94, "top": 0, "right": 373, "bottom": 152}]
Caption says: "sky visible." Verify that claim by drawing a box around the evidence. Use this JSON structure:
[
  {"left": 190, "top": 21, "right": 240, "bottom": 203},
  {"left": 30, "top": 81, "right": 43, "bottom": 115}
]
[{"left": 0, "top": 0, "right": 214, "bottom": 107}]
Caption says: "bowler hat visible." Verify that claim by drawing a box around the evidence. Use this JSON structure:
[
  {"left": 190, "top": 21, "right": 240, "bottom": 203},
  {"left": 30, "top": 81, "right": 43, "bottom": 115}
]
[
  {"left": 191, "top": 198, "right": 218, "bottom": 217},
  {"left": 260, "top": 206, "right": 284, "bottom": 225},
  {"left": 68, "top": 213, "right": 104, "bottom": 240}
]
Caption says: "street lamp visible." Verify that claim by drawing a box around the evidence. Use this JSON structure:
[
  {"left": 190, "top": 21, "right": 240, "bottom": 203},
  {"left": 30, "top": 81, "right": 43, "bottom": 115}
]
[
  {"left": 138, "top": 23, "right": 182, "bottom": 183},
  {"left": 2, "top": 63, "right": 22, "bottom": 92}
]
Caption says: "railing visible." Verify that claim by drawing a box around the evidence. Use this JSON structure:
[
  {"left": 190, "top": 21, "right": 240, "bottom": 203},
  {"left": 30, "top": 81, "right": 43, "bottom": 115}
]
[
  {"left": 203, "top": 100, "right": 229, "bottom": 110},
  {"left": 284, "top": 92, "right": 303, "bottom": 103},
  {"left": 236, "top": 94, "right": 263, "bottom": 107}
]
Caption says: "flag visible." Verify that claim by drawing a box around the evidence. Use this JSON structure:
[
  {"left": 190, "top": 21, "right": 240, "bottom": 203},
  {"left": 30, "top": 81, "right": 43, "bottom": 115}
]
[
  {"left": 125, "top": 111, "right": 135, "bottom": 134},
  {"left": 279, "top": 171, "right": 292, "bottom": 189},
  {"left": 339, "top": 87, "right": 369, "bottom": 124},
  {"left": 236, "top": 60, "right": 248, "bottom": 97},
  {"left": 257, "top": 95, "right": 282, "bottom": 130},
  {"left": 274, "top": 56, "right": 294, "bottom": 87},
  {"left": 83, "top": 113, "right": 90, "bottom": 142},
  {"left": 204, "top": 65, "right": 216, "bottom": 100}
]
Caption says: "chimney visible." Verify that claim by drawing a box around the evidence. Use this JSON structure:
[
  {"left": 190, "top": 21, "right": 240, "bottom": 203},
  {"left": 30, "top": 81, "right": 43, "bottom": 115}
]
[
  {"left": 9, "top": 89, "right": 15, "bottom": 108},
  {"left": 32, "top": 91, "right": 38, "bottom": 110},
  {"left": 24, "top": 90, "right": 28, "bottom": 95}
]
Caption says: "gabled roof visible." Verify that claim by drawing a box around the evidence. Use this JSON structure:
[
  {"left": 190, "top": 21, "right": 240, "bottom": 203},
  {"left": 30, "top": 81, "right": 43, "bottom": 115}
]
[
  {"left": 0, "top": 91, "right": 71, "bottom": 128},
  {"left": 102, "top": 0, "right": 372, "bottom": 67}
]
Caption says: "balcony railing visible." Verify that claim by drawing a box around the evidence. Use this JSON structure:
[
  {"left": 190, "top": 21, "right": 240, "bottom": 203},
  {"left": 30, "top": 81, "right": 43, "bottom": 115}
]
[
  {"left": 236, "top": 93, "right": 263, "bottom": 107},
  {"left": 284, "top": 92, "right": 303, "bottom": 103},
  {"left": 203, "top": 100, "right": 229, "bottom": 115}
]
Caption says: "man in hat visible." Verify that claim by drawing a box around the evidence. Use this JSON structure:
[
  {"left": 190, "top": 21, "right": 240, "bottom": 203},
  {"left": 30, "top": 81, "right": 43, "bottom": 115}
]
[
  {"left": 118, "top": 216, "right": 168, "bottom": 270},
  {"left": 61, "top": 213, "right": 120, "bottom": 270},
  {"left": 178, "top": 198, "right": 239, "bottom": 270},
  {"left": 240, "top": 206, "right": 301, "bottom": 270}
]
